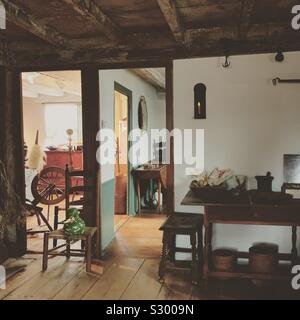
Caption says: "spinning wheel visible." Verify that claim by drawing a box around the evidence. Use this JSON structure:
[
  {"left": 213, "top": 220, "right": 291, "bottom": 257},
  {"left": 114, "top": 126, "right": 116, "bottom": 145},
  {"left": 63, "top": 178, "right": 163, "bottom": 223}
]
[{"left": 31, "top": 167, "right": 65, "bottom": 205}]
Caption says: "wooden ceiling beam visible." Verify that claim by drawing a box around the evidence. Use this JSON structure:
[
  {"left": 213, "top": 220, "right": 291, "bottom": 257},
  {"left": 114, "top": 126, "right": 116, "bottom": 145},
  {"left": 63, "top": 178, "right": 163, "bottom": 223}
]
[
  {"left": 10, "top": 22, "right": 292, "bottom": 54},
  {"left": 157, "top": 0, "right": 186, "bottom": 45},
  {"left": 62, "top": 0, "right": 122, "bottom": 42},
  {"left": 131, "top": 69, "right": 165, "bottom": 91},
  {"left": 1, "top": 0, "right": 69, "bottom": 47},
  {"left": 239, "top": 0, "right": 256, "bottom": 39},
  {"left": 10, "top": 33, "right": 300, "bottom": 69}
]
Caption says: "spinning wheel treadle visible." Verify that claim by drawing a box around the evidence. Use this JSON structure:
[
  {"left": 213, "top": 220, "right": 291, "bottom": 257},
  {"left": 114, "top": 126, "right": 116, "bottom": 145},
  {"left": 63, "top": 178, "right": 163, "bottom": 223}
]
[{"left": 31, "top": 167, "right": 65, "bottom": 205}]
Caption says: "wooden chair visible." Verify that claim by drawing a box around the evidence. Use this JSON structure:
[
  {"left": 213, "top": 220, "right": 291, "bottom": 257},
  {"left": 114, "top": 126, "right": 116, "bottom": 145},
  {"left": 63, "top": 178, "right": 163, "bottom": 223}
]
[
  {"left": 159, "top": 213, "right": 204, "bottom": 284},
  {"left": 43, "top": 165, "right": 97, "bottom": 272},
  {"left": 42, "top": 227, "right": 97, "bottom": 273},
  {"left": 53, "top": 165, "right": 89, "bottom": 247}
]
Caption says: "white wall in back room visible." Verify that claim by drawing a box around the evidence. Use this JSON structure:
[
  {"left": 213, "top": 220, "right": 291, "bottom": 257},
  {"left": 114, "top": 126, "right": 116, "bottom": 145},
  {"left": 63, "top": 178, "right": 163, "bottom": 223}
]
[
  {"left": 174, "top": 52, "right": 300, "bottom": 254},
  {"left": 99, "top": 69, "right": 166, "bottom": 184}
]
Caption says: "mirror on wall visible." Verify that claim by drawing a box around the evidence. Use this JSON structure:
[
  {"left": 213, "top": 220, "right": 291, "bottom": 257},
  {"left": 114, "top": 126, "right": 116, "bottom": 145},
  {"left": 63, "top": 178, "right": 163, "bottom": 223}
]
[{"left": 138, "top": 96, "right": 148, "bottom": 131}]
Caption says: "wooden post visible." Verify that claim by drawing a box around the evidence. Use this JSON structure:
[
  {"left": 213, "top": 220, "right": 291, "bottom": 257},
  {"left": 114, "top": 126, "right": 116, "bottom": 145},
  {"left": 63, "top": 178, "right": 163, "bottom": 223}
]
[
  {"left": 0, "top": 66, "right": 26, "bottom": 261},
  {"left": 165, "top": 61, "right": 174, "bottom": 215},
  {"left": 81, "top": 66, "right": 101, "bottom": 258}
]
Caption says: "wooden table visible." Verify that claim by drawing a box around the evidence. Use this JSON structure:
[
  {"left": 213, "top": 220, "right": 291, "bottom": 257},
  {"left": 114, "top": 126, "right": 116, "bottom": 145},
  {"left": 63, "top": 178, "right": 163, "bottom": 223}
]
[
  {"left": 182, "top": 191, "right": 300, "bottom": 284},
  {"left": 45, "top": 150, "right": 83, "bottom": 169},
  {"left": 132, "top": 165, "right": 167, "bottom": 214}
]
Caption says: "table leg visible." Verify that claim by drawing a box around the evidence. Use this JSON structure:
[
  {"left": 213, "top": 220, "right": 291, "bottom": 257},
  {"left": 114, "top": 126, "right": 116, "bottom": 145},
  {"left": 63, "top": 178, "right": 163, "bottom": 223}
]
[
  {"left": 159, "top": 231, "right": 168, "bottom": 281},
  {"left": 197, "top": 228, "right": 204, "bottom": 276},
  {"left": 292, "top": 226, "right": 298, "bottom": 265},
  {"left": 137, "top": 178, "right": 141, "bottom": 214},
  {"left": 158, "top": 181, "right": 162, "bottom": 213},
  {"left": 86, "top": 235, "right": 92, "bottom": 273},
  {"left": 203, "top": 222, "right": 213, "bottom": 288},
  {"left": 191, "top": 232, "right": 199, "bottom": 284}
]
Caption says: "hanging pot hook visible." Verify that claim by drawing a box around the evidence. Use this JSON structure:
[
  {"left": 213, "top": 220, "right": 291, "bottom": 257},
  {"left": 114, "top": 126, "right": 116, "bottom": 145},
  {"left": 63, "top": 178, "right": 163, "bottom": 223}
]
[{"left": 222, "top": 55, "right": 230, "bottom": 68}]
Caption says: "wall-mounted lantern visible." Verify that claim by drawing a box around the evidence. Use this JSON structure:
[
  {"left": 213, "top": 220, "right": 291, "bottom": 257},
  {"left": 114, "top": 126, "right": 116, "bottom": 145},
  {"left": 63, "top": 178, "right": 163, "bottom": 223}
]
[{"left": 194, "top": 83, "right": 207, "bottom": 119}]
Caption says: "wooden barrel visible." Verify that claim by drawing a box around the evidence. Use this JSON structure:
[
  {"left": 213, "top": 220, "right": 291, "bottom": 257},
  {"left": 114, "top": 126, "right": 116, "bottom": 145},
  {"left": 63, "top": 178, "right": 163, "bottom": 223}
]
[
  {"left": 249, "top": 243, "right": 279, "bottom": 286},
  {"left": 212, "top": 249, "right": 237, "bottom": 272}
]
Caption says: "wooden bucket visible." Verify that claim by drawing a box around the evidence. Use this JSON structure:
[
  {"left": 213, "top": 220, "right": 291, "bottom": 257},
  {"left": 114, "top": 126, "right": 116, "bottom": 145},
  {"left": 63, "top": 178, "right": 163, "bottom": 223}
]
[
  {"left": 249, "top": 243, "right": 279, "bottom": 273},
  {"left": 212, "top": 249, "right": 237, "bottom": 272},
  {"left": 249, "top": 243, "right": 279, "bottom": 286}
]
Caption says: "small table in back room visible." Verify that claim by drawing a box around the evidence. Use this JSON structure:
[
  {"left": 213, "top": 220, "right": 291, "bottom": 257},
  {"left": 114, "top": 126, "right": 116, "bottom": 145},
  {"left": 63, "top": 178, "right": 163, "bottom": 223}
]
[{"left": 132, "top": 164, "right": 167, "bottom": 214}]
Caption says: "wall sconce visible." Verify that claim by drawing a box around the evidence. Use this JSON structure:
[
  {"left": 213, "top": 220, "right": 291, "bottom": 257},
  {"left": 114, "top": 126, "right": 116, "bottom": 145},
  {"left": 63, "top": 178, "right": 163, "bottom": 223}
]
[{"left": 194, "top": 83, "right": 207, "bottom": 119}]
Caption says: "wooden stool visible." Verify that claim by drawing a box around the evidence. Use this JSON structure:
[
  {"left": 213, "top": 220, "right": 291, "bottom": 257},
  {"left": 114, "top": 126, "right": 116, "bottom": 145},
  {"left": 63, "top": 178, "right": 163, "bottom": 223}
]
[
  {"left": 159, "top": 213, "right": 204, "bottom": 284},
  {"left": 42, "top": 227, "right": 97, "bottom": 273}
]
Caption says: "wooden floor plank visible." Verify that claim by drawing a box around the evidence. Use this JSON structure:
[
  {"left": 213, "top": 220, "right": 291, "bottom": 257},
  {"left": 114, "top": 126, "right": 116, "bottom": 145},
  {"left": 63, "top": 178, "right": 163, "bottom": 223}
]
[
  {"left": 0, "top": 257, "right": 42, "bottom": 300},
  {"left": 4, "top": 257, "right": 83, "bottom": 300},
  {"left": 82, "top": 258, "right": 144, "bottom": 300},
  {"left": 53, "top": 269, "right": 100, "bottom": 300},
  {"left": 158, "top": 271, "right": 194, "bottom": 300},
  {"left": 120, "top": 258, "right": 163, "bottom": 300},
  {"left": 5, "top": 214, "right": 296, "bottom": 300}
]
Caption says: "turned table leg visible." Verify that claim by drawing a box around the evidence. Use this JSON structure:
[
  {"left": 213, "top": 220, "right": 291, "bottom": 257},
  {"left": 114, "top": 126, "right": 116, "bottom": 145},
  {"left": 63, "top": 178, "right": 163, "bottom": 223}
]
[
  {"left": 159, "top": 231, "right": 168, "bottom": 281},
  {"left": 203, "top": 221, "right": 213, "bottom": 288},
  {"left": 191, "top": 232, "right": 199, "bottom": 284},
  {"left": 292, "top": 226, "right": 298, "bottom": 265}
]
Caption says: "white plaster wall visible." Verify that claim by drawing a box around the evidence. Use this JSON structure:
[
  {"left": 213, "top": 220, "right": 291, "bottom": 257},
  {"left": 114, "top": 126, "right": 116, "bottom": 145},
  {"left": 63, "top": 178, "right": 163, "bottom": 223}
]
[
  {"left": 99, "top": 69, "right": 166, "bottom": 184},
  {"left": 23, "top": 94, "right": 81, "bottom": 150},
  {"left": 174, "top": 52, "right": 300, "bottom": 254}
]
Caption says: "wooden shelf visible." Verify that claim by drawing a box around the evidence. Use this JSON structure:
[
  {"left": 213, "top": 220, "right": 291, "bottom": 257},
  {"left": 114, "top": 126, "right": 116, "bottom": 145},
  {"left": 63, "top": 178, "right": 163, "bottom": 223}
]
[{"left": 208, "top": 263, "right": 291, "bottom": 281}]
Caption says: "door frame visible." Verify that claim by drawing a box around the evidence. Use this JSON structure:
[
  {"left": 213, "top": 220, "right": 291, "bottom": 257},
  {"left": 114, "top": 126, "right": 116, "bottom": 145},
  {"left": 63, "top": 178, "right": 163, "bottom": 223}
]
[
  {"left": 13, "top": 60, "right": 174, "bottom": 256},
  {"left": 99, "top": 62, "right": 174, "bottom": 217},
  {"left": 114, "top": 81, "right": 134, "bottom": 216},
  {"left": 16, "top": 66, "right": 101, "bottom": 256}
]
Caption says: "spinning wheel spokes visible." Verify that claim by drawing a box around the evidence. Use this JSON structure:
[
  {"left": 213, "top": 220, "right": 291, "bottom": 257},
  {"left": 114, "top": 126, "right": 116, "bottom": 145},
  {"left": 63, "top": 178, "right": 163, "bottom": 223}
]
[{"left": 31, "top": 167, "right": 66, "bottom": 205}]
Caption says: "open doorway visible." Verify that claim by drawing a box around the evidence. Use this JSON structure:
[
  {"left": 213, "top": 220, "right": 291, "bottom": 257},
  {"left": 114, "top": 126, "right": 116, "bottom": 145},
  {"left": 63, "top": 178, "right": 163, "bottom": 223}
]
[
  {"left": 114, "top": 84, "right": 131, "bottom": 230},
  {"left": 99, "top": 67, "right": 167, "bottom": 250},
  {"left": 22, "top": 70, "right": 83, "bottom": 252}
]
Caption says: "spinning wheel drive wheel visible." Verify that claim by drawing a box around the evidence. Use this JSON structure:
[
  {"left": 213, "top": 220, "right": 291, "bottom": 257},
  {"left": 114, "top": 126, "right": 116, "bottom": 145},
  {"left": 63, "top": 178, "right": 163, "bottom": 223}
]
[{"left": 31, "top": 167, "right": 66, "bottom": 205}]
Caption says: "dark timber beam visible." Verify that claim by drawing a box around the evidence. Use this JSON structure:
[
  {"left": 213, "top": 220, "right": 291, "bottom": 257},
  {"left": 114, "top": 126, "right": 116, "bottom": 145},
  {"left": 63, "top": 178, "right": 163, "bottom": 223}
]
[
  {"left": 0, "top": 67, "right": 26, "bottom": 261},
  {"left": 157, "top": 0, "right": 186, "bottom": 45},
  {"left": 0, "top": 41, "right": 9, "bottom": 65},
  {"left": 239, "top": 0, "right": 256, "bottom": 39},
  {"left": 8, "top": 21, "right": 299, "bottom": 67},
  {"left": 62, "top": 0, "right": 122, "bottom": 42},
  {"left": 81, "top": 66, "right": 101, "bottom": 257},
  {"left": 1, "top": 0, "right": 69, "bottom": 47}
]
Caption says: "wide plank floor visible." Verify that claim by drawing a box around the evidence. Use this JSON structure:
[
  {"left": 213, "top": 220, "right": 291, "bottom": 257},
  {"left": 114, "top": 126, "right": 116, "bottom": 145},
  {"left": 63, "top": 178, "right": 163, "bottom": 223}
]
[{"left": 2, "top": 214, "right": 300, "bottom": 300}]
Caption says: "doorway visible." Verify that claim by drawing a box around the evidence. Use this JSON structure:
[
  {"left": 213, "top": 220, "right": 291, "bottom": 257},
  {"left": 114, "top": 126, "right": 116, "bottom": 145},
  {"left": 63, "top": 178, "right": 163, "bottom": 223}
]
[
  {"left": 99, "top": 67, "right": 169, "bottom": 252},
  {"left": 114, "top": 83, "right": 132, "bottom": 230},
  {"left": 22, "top": 70, "right": 83, "bottom": 252}
]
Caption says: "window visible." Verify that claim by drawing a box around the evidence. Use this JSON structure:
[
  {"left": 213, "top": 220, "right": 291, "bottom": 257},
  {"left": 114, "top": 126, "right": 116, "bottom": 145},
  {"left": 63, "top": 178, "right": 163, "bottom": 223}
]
[{"left": 44, "top": 103, "right": 82, "bottom": 147}]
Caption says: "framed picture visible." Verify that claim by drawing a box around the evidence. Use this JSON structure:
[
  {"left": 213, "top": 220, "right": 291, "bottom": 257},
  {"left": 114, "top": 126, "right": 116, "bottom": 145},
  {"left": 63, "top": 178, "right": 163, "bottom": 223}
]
[{"left": 194, "top": 83, "right": 207, "bottom": 119}]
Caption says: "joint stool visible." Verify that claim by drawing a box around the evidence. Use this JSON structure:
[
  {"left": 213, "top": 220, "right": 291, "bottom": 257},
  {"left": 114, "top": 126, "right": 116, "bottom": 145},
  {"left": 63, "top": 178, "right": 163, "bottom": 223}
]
[{"left": 159, "top": 213, "right": 204, "bottom": 284}]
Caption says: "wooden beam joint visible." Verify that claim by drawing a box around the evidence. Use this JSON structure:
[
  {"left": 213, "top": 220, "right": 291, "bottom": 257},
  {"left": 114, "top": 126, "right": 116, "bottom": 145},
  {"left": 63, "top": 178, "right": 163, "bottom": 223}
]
[
  {"left": 2, "top": 0, "right": 69, "bottom": 47},
  {"left": 62, "top": 0, "right": 122, "bottom": 42},
  {"left": 157, "top": 0, "right": 186, "bottom": 45}
]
